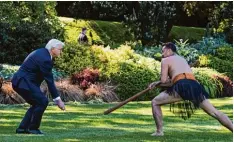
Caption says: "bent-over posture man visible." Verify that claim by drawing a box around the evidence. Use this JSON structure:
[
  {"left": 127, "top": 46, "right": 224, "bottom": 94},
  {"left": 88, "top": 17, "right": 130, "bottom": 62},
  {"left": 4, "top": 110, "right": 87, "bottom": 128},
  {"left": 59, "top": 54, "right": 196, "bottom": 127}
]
[
  {"left": 148, "top": 42, "right": 233, "bottom": 136},
  {"left": 12, "top": 39, "right": 66, "bottom": 134}
]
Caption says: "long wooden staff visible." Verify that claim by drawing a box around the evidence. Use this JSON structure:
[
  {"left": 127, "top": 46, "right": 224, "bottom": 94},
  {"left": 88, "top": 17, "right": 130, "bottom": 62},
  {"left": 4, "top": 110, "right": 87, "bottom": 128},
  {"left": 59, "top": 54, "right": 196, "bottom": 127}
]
[{"left": 104, "top": 81, "right": 162, "bottom": 115}]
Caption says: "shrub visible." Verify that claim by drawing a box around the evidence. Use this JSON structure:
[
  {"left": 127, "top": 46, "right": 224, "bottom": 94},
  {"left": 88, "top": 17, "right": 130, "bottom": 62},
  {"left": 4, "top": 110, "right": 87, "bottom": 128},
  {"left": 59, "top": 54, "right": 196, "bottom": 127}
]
[
  {"left": 71, "top": 68, "right": 99, "bottom": 89},
  {"left": 192, "top": 68, "right": 223, "bottom": 98},
  {"left": 154, "top": 53, "right": 162, "bottom": 61},
  {"left": 215, "top": 46, "right": 233, "bottom": 60},
  {"left": 89, "top": 45, "right": 161, "bottom": 100},
  {"left": 54, "top": 43, "right": 101, "bottom": 74},
  {"left": 134, "top": 39, "right": 200, "bottom": 65},
  {"left": 111, "top": 62, "right": 160, "bottom": 101},
  {"left": 193, "top": 67, "right": 233, "bottom": 98},
  {"left": 190, "top": 36, "right": 231, "bottom": 55},
  {"left": 168, "top": 26, "right": 206, "bottom": 43},
  {"left": 135, "top": 45, "right": 162, "bottom": 59},
  {"left": 0, "top": 64, "right": 19, "bottom": 80},
  {"left": 56, "top": 44, "right": 161, "bottom": 101},
  {"left": 174, "top": 39, "right": 200, "bottom": 64},
  {"left": 0, "top": 64, "right": 67, "bottom": 81},
  {"left": 198, "top": 55, "right": 233, "bottom": 80},
  {"left": 214, "top": 75, "right": 233, "bottom": 97},
  {"left": 177, "top": 47, "right": 199, "bottom": 64},
  {"left": 91, "top": 20, "right": 134, "bottom": 46}
]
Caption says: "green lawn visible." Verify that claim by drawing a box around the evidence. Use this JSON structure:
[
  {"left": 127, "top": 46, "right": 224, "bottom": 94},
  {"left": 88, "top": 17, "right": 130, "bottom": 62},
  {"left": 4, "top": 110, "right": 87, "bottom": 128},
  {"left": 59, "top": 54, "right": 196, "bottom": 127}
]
[{"left": 0, "top": 97, "right": 232, "bottom": 142}]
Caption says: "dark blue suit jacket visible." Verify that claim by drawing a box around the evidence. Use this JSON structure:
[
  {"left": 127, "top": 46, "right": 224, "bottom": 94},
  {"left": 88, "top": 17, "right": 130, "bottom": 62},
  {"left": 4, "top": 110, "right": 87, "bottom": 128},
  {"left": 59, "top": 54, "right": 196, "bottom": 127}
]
[{"left": 11, "top": 48, "right": 59, "bottom": 99}]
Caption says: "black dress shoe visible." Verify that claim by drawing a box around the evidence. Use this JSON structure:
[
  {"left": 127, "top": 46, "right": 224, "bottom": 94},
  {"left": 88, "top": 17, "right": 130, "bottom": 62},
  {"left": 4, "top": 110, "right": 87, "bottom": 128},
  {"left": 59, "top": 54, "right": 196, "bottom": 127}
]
[
  {"left": 16, "top": 128, "right": 29, "bottom": 134},
  {"left": 28, "top": 129, "right": 44, "bottom": 135}
]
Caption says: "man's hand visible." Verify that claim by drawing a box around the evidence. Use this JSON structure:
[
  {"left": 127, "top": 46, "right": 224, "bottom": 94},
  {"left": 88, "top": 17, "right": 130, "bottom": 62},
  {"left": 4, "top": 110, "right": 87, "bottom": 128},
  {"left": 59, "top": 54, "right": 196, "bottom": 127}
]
[
  {"left": 55, "top": 99, "right": 65, "bottom": 111},
  {"left": 148, "top": 81, "right": 161, "bottom": 90}
]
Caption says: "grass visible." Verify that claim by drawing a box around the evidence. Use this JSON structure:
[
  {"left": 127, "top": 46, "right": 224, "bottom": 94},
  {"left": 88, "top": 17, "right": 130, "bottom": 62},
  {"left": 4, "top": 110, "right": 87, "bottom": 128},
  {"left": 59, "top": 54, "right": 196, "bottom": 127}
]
[{"left": 0, "top": 97, "right": 232, "bottom": 142}]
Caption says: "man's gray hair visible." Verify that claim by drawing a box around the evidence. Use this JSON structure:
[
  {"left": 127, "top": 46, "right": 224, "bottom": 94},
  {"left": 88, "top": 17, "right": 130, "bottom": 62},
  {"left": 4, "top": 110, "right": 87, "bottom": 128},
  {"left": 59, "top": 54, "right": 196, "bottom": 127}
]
[{"left": 45, "top": 39, "right": 65, "bottom": 51}]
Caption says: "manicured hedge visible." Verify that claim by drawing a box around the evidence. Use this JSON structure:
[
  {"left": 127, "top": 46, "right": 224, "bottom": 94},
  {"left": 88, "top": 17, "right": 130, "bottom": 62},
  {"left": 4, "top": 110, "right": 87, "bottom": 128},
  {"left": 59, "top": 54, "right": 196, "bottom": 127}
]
[{"left": 168, "top": 26, "right": 206, "bottom": 43}]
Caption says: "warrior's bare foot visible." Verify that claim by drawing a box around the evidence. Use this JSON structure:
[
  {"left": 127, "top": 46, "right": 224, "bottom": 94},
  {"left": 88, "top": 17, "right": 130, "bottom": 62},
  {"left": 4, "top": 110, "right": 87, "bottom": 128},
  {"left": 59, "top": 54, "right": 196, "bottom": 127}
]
[{"left": 151, "top": 131, "right": 164, "bottom": 136}]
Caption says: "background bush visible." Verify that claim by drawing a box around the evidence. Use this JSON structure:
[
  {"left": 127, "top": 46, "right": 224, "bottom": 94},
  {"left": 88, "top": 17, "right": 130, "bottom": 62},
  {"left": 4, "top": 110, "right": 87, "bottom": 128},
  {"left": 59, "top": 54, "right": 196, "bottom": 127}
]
[
  {"left": 55, "top": 44, "right": 161, "bottom": 100},
  {"left": 54, "top": 43, "right": 102, "bottom": 74},
  {"left": 198, "top": 55, "right": 233, "bottom": 80},
  {"left": 214, "top": 46, "right": 233, "bottom": 60},
  {"left": 190, "top": 36, "right": 231, "bottom": 55},
  {"left": 0, "top": 64, "right": 66, "bottom": 81},
  {"left": 168, "top": 26, "right": 206, "bottom": 43},
  {"left": 111, "top": 62, "right": 160, "bottom": 101},
  {"left": 192, "top": 68, "right": 223, "bottom": 98}
]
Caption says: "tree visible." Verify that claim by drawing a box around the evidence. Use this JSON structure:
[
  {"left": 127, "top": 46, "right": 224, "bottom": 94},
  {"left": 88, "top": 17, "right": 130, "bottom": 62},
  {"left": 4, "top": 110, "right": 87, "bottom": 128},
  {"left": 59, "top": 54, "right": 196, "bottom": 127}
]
[
  {"left": 183, "top": 1, "right": 233, "bottom": 43},
  {"left": 68, "top": 1, "right": 177, "bottom": 45},
  {"left": 0, "top": 1, "right": 64, "bottom": 64},
  {"left": 124, "top": 1, "right": 176, "bottom": 45}
]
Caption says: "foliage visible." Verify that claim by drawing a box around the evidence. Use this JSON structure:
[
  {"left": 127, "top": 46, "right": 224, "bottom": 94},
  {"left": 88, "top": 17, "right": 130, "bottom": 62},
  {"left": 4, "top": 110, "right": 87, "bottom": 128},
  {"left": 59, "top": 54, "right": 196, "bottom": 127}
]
[
  {"left": 69, "top": 1, "right": 127, "bottom": 21},
  {"left": 134, "top": 39, "right": 200, "bottom": 64},
  {"left": 134, "top": 45, "right": 162, "bottom": 60},
  {"left": 198, "top": 55, "right": 233, "bottom": 80},
  {"left": 90, "top": 20, "right": 134, "bottom": 47},
  {"left": 190, "top": 36, "right": 231, "bottom": 55},
  {"left": 215, "top": 46, "right": 233, "bottom": 60},
  {"left": 52, "top": 69, "right": 68, "bottom": 81},
  {"left": 69, "top": 1, "right": 177, "bottom": 45},
  {"left": 64, "top": 1, "right": 232, "bottom": 44},
  {"left": 175, "top": 39, "right": 200, "bottom": 64},
  {"left": 124, "top": 1, "right": 176, "bottom": 45},
  {"left": 192, "top": 68, "right": 223, "bottom": 98},
  {"left": 193, "top": 67, "right": 233, "bottom": 98},
  {"left": 0, "top": 64, "right": 66, "bottom": 81},
  {"left": 0, "top": 1, "right": 64, "bottom": 64},
  {"left": 112, "top": 62, "right": 160, "bottom": 101},
  {"left": 0, "top": 64, "right": 19, "bottom": 80},
  {"left": 177, "top": 47, "right": 199, "bottom": 64},
  {"left": 59, "top": 17, "right": 134, "bottom": 47},
  {"left": 55, "top": 43, "right": 161, "bottom": 100},
  {"left": 214, "top": 75, "right": 233, "bottom": 97},
  {"left": 71, "top": 68, "right": 100, "bottom": 89},
  {"left": 54, "top": 43, "right": 103, "bottom": 76},
  {"left": 168, "top": 26, "right": 206, "bottom": 43},
  {"left": 89, "top": 45, "right": 161, "bottom": 101},
  {"left": 183, "top": 1, "right": 233, "bottom": 43}
]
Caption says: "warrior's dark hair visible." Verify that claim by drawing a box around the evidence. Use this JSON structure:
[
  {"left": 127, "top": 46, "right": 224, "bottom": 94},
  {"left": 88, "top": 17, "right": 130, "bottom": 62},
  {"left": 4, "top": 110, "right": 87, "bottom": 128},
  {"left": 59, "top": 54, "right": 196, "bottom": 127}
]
[{"left": 163, "top": 42, "right": 177, "bottom": 53}]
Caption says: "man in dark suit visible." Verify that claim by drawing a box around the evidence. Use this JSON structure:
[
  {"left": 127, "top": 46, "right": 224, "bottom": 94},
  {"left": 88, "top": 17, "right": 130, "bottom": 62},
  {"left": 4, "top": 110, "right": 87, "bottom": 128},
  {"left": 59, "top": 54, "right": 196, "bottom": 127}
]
[
  {"left": 12, "top": 39, "right": 66, "bottom": 135},
  {"left": 78, "top": 27, "right": 88, "bottom": 44}
]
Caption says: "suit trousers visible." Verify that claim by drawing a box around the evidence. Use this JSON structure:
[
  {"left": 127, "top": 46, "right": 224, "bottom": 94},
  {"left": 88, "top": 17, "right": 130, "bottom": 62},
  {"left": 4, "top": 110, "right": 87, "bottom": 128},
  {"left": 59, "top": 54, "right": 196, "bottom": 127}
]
[{"left": 12, "top": 86, "right": 49, "bottom": 130}]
